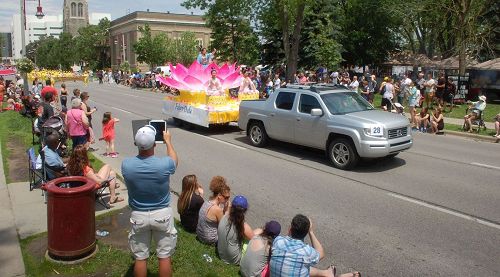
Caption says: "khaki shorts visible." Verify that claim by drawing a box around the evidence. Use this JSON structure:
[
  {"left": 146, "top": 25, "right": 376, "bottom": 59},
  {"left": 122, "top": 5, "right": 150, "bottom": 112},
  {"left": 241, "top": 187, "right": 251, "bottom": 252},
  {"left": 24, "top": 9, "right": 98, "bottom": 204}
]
[{"left": 128, "top": 207, "right": 177, "bottom": 260}]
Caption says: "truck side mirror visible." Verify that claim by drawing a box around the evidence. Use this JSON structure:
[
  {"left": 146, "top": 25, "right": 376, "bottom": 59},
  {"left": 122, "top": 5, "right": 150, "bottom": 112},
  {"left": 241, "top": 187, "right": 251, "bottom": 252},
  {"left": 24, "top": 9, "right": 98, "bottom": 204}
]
[{"left": 310, "top": 108, "right": 323, "bottom": 116}]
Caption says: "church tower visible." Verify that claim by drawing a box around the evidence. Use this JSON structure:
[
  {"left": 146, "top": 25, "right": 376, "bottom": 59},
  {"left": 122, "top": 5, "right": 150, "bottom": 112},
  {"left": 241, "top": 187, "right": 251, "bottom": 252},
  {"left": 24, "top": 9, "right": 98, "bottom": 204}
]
[{"left": 63, "top": 0, "right": 89, "bottom": 36}]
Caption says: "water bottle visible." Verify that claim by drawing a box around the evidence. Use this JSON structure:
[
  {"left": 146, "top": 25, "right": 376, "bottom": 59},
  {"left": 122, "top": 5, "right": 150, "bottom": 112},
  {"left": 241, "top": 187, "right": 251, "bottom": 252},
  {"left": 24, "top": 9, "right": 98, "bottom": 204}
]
[{"left": 202, "top": 253, "right": 212, "bottom": 263}]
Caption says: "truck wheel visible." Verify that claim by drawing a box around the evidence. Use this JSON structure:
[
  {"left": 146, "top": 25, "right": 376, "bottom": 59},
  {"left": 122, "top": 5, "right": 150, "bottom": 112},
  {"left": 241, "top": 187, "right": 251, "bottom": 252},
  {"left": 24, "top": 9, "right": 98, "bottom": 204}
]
[
  {"left": 328, "top": 138, "right": 359, "bottom": 170},
  {"left": 248, "top": 122, "right": 268, "bottom": 147}
]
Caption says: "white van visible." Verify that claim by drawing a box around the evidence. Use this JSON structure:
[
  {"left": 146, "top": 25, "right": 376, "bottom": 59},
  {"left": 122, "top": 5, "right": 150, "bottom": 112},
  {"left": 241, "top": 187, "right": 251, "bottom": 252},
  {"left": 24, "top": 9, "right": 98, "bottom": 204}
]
[{"left": 155, "top": 66, "right": 172, "bottom": 76}]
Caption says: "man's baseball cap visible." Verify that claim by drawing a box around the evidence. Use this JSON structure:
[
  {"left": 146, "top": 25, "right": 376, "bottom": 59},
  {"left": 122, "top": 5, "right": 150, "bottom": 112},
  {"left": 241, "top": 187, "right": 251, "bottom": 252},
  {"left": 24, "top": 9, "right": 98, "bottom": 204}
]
[
  {"left": 264, "top": 220, "right": 281, "bottom": 237},
  {"left": 135, "top": 125, "right": 156, "bottom": 150},
  {"left": 232, "top": 195, "right": 248, "bottom": 209},
  {"left": 479, "top": 95, "right": 486, "bottom": 101}
]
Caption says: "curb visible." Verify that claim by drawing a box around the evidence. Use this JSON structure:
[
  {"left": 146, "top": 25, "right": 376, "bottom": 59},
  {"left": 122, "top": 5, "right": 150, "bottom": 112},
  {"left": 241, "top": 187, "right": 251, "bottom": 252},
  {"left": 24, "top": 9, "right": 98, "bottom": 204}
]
[{"left": 443, "top": 130, "right": 499, "bottom": 143}]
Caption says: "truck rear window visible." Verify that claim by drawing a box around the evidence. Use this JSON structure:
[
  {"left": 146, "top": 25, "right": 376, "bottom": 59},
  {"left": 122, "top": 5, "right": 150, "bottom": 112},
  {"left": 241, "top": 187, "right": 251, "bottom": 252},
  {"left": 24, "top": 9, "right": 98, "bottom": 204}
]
[{"left": 275, "top": 92, "right": 296, "bottom": 110}]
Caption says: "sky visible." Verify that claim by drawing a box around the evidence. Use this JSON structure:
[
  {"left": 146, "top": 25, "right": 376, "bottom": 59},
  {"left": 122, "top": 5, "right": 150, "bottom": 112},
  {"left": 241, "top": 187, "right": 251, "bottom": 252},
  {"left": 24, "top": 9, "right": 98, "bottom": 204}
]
[{"left": 0, "top": 0, "right": 203, "bottom": 32}]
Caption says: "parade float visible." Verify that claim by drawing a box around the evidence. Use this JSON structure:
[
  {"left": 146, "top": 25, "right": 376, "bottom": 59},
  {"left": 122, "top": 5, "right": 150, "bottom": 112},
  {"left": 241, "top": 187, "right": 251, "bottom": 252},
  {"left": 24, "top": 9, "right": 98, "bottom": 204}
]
[
  {"left": 28, "top": 69, "right": 89, "bottom": 85},
  {"left": 158, "top": 61, "right": 259, "bottom": 128}
]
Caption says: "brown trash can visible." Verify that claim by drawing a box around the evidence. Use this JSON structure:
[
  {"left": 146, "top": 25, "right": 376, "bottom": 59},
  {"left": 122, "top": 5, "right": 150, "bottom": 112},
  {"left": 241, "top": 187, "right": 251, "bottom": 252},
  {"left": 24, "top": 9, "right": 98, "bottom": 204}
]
[{"left": 43, "top": 176, "right": 98, "bottom": 261}]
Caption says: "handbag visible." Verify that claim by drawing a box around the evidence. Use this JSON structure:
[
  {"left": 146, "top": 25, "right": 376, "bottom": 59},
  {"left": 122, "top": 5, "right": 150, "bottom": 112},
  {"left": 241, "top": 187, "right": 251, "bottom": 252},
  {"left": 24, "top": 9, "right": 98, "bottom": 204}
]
[{"left": 261, "top": 263, "right": 270, "bottom": 277}]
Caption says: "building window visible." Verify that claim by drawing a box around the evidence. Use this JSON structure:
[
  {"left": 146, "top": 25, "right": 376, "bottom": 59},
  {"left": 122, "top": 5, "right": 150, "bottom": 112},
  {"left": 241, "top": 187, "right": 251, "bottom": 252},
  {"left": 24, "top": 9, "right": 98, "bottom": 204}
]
[
  {"left": 78, "top": 3, "right": 83, "bottom": 17},
  {"left": 71, "top": 2, "right": 76, "bottom": 17},
  {"left": 196, "top": 39, "right": 203, "bottom": 48}
]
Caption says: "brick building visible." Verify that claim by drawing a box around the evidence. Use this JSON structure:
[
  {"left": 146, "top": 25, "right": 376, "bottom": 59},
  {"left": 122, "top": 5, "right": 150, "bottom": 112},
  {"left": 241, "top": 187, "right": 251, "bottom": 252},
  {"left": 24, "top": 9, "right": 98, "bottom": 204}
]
[{"left": 109, "top": 11, "right": 211, "bottom": 71}]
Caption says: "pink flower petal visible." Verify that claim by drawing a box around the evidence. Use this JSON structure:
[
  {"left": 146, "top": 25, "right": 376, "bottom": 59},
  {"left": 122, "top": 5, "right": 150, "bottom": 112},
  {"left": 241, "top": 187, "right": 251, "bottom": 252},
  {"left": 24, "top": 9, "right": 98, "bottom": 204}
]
[
  {"left": 221, "top": 71, "right": 243, "bottom": 89},
  {"left": 158, "top": 76, "right": 191, "bottom": 90},
  {"left": 188, "top": 61, "right": 203, "bottom": 76},
  {"left": 183, "top": 75, "right": 204, "bottom": 90}
]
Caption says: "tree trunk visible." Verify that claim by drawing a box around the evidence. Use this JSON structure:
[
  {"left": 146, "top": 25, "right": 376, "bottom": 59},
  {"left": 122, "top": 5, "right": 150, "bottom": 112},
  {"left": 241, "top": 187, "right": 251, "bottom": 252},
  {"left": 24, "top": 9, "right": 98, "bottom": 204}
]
[
  {"left": 278, "top": 0, "right": 291, "bottom": 81},
  {"left": 287, "top": 2, "right": 306, "bottom": 82}
]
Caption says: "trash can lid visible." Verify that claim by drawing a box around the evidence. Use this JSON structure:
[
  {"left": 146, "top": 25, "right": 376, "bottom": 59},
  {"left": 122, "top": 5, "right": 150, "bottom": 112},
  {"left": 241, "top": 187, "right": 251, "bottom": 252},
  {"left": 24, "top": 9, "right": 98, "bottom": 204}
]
[{"left": 43, "top": 176, "right": 97, "bottom": 195}]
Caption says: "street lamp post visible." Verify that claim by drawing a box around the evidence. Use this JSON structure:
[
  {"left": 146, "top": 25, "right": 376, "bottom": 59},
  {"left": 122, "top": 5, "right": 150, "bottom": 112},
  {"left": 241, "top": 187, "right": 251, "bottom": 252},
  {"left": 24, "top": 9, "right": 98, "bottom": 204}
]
[{"left": 19, "top": 0, "right": 44, "bottom": 92}]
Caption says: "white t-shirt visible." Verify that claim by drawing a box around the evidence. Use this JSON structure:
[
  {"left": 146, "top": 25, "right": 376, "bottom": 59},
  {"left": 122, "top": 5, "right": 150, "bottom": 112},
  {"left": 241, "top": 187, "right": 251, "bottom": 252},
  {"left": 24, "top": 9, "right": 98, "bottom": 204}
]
[
  {"left": 425, "top": 79, "right": 436, "bottom": 93},
  {"left": 273, "top": 78, "right": 281, "bottom": 89},
  {"left": 349, "top": 80, "right": 359, "bottom": 91},
  {"left": 384, "top": 83, "right": 394, "bottom": 99}
]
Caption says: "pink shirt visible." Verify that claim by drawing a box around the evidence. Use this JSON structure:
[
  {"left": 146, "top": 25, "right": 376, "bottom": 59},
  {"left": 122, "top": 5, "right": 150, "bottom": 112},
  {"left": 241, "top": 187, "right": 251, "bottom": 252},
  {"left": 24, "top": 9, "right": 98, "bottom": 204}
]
[{"left": 66, "top": 108, "right": 87, "bottom": 136}]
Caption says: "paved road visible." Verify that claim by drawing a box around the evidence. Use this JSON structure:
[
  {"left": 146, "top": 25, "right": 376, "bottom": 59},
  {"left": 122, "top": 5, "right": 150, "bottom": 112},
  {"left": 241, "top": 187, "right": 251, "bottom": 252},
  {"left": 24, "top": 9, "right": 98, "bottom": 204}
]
[{"left": 67, "top": 82, "right": 500, "bottom": 276}]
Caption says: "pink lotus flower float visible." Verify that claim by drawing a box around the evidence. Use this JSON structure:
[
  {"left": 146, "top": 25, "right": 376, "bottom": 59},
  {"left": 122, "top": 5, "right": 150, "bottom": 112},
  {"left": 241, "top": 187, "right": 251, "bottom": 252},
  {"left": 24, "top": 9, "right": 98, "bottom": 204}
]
[{"left": 157, "top": 61, "right": 243, "bottom": 92}]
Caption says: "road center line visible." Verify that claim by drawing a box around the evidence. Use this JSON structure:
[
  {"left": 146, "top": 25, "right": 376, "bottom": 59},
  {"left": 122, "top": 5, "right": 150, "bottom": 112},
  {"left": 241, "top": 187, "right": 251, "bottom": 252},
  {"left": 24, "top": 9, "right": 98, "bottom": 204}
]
[
  {"left": 387, "top": 192, "right": 500, "bottom": 230},
  {"left": 470, "top": 162, "right": 500, "bottom": 170},
  {"left": 110, "top": 106, "right": 133, "bottom": 114},
  {"left": 192, "top": 133, "right": 246, "bottom": 150}
]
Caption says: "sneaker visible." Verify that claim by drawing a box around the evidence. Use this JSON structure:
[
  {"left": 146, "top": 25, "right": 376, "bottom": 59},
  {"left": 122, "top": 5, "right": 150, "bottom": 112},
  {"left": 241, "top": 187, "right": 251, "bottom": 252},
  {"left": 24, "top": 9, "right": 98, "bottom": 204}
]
[
  {"left": 109, "top": 153, "right": 118, "bottom": 158},
  {"left": 88, "top": 147, "right": 98, "bottom": 152},
  {"left": 423, "top": 128, "right": 427, "bottom": 133},
  {"left": 101, "top": 153, "right": 109, "bottom": 157}
]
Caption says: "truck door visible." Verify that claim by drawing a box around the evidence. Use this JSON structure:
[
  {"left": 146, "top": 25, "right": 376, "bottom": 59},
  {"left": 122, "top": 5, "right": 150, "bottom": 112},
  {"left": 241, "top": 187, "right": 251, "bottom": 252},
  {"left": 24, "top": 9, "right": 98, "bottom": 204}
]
[
  {"left": 294, "top": 93, "right": 326, "bottom": 148},
  {"left": 267, "top": 91, "right": 297, "bottom": 142}
]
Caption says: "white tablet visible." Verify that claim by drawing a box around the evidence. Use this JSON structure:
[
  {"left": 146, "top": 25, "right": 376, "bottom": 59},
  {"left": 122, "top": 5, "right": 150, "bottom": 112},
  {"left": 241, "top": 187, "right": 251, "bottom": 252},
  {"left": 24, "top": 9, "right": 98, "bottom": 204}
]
[{"left": 149, "top": 120, "right": 167, "bottom": 143}]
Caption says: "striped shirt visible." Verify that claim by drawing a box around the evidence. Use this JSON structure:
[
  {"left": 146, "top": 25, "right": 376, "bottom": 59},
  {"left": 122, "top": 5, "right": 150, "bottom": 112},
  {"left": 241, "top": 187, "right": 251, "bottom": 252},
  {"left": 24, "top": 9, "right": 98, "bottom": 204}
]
[{"left": 270, "top": 236, "right": 320, "bottom": 277}]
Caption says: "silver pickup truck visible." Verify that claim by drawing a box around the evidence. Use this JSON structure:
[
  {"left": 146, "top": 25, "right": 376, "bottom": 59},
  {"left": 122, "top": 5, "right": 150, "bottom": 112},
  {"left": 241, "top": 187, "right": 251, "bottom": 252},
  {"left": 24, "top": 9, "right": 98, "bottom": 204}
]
[{"left": 238, "top": 84, "right": 413, "bottom": 169}]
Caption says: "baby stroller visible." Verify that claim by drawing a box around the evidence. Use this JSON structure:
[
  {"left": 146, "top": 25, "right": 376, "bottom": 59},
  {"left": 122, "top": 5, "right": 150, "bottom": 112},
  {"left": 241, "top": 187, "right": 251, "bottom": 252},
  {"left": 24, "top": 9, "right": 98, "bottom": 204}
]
[
  {"left": 40, "top": 116, "right": 69, "bottom": 157},
  {"left": 389, "top": 99, "right": 405, "bottom": 116}
]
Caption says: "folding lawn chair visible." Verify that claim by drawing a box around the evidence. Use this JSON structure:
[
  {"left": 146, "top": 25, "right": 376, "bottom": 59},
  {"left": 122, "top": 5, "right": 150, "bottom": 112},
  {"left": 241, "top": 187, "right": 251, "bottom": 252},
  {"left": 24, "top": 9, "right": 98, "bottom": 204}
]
[
  {"left": 27, "top": 147, "right": 45, "bottom": 191},
  {"left": 95, "top": 180, "right": 111, "bottom": 210}
]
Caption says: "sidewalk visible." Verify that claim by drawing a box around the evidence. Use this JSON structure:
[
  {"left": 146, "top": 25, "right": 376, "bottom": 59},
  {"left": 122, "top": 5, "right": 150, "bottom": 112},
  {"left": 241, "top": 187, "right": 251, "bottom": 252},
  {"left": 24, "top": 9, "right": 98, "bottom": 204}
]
[{"left": 0, "top": 147, "right": 25, "bottom": 277}]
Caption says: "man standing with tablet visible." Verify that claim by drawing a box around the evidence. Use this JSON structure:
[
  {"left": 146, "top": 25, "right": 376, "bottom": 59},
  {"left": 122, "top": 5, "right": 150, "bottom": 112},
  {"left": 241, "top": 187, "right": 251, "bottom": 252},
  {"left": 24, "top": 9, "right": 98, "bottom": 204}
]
[{"left": 122, "top": 125, "right": 178, "bottom": 277}]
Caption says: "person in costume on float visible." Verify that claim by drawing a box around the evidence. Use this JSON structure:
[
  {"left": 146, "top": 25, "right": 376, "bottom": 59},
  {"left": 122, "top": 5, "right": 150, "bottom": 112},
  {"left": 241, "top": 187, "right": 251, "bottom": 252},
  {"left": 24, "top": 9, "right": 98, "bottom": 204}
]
[
  {"left": 206, "top": 69, "right": 224, "bottom": 96},
  {"left": 238, "top": 70, "right": 257, "bottom": 94},
  {"left": 197, "top": 48, "right": 217, "bottom": 68}
]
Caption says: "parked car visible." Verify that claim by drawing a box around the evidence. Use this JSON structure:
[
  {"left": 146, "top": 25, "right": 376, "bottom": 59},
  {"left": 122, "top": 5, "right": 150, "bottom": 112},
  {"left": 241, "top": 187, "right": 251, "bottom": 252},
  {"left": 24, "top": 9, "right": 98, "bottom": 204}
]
[{"left": 238, "top": 84, "right": 413, "bottom": 170}]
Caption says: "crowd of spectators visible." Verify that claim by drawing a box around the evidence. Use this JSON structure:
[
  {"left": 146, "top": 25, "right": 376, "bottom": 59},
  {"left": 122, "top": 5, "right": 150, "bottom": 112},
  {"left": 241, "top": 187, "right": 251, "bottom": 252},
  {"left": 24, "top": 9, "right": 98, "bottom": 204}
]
[{"left": 119, "top": 124, "right": 362, "bottom": 277}]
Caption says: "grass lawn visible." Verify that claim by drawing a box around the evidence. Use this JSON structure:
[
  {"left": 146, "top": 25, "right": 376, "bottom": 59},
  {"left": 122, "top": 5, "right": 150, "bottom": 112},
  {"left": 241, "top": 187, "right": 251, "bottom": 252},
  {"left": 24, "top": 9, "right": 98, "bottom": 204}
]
[
  {"left": 0, "top": 110, "right": 104, "bottom": 182},
  {"left": 0, "top": 111, "right": 36, "bottom": 182},
  {"left": 444, "top": 123, "right": 496, "bottom": 137},
  {"left": 442, "top": 103, "right": 499, "bottom": 123},
  {"left": 21, "top": 219, "right": 240, "bottom": 277}
]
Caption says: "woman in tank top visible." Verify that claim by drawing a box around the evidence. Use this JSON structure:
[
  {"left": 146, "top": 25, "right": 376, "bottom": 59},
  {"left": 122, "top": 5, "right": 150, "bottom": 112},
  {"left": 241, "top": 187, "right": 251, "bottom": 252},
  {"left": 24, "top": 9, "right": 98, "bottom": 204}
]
[
  {"left": 178, "top": 175, "right": 205, "bottom": 233},
  {"left": 60, "top": 83, "right": 68, "bottom": 108},
  {"left": 196, "top": 176, "right": 231, "bottom": 245}
]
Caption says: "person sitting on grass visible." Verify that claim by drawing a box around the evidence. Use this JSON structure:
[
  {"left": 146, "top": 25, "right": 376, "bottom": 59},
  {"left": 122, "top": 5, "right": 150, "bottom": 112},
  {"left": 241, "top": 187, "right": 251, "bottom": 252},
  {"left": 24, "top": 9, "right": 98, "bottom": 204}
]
[
  {"left": 240, "top": 220, "right": 281, "bottom": 277},
  {"left": 178, "top": 174, "right": 204, "bottom": 233},
  {"left": 270, "top": 214, "right": 361, "bottom": 277},
  {"left": 463, "top": 95, "right": 487, "bottom": 132},
  {"left": 67, "top": 144, "right": 122, "bottom": 205},
  {"left": 430, "top": 107, "right": 444, "bottom": 134},
  {"left": 217, "top": 195, "right": 261, "bottom": 265},
  {"left": 415, "top": 107, "right": 430, "bottom": 133},
  {"left": 196, "top": 176, "right": 231, "bottom": 245}
]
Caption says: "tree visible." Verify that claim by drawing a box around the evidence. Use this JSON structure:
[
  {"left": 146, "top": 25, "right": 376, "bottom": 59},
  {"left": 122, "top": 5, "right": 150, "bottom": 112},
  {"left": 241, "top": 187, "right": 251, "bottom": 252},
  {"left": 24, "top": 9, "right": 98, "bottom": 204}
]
[
  {"left": 75, "top": 18, "right": 111, "bottom": 70},
  {"left": 300, "top": 0, "right": 343, "bottom": 70},
  {"left": 275, "top": 0, "right": 308, "bottom": 81},
  {"left": 182, "top": 0, "right": 260, "bottom": 65},
  {"left": 133, "top": 24, "right": 170, "bottom": 69},
  {"left": 25, "top": 40, "right": 41, "bottom": 63},
  {"left": 174, "top": 32, "right": 199, "bottom": 65},
  {"left": 338, "top": 0, "right": 400, "bottom": 67}
]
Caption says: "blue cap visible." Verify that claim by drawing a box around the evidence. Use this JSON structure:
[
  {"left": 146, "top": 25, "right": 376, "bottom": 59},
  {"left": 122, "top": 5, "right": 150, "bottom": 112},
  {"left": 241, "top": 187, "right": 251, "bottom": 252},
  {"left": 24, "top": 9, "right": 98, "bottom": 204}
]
[{"left": 232, "top": 195, "right": 248, "bottom": 209}]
